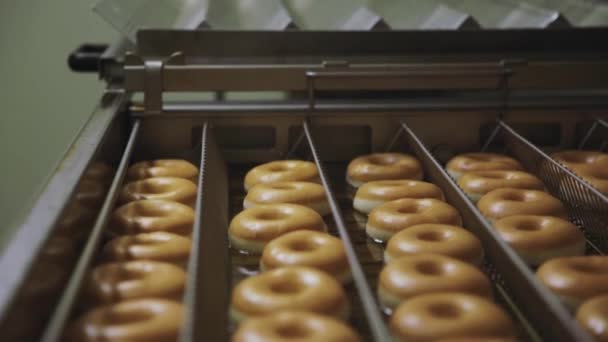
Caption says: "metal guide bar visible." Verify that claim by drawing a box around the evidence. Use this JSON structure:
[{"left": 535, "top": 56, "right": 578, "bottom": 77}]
[
  {"left": 579, "top": 117, "right": 608, "bottom": 150},
  {"left": 302, "top": 120, "right": 391, "bottom": 342},
  {"left": 41, "top": 119, "right": 141, "bottom": 342},
  {"left": 180, "top": 123, "right": 230, "bottom": 342},
  {"left": 496, "top": 121, "right": 608, "bottom": 253},
  {"left": 400, "top": 122, "right": 591, "bottom": 342}
]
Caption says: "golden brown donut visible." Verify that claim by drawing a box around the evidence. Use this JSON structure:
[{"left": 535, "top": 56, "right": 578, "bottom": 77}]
[
  {"left": 244, "top": 160, "right": 320, "bottom": 192},
  {"left": 366, "top": 198, "right": 462, "bottom": 242},
  {"left": 537, "top": 256, "right": 608, "bottom": 310},
  {"left": 127, "top": 159, "right": 199, "bottom": 183},
  {"left": 55, "top": 201, "right": 97, "bottom": 240},
  {"left": 551, "top": 150, "right": 608, "bottom": 170},
  {"left": 436, "top": 338, "right": 517, "bottom": 342},
  {"left": 576, "top": 295, "right": 608, "bottom": 341},
  {"left": 574, "top": 166, "right": 608, "bottom": 195},
  {"left": 85, "top": 261, "right": 186, "bottom": 304},
  {"left": 229, "top": 204, "right": 326, "bottom": 254},
  {"left": 353, "top": 180, "right": 445, "bottom": 214},
  {"left": 477, "top": 188, "right": 568, "bottom": 221},
  {"left": 110, "top": 199, "right": 195, "bottom": 236},
  {"left": 494, "top": 215, "right": 585, "bottom": 266},
  {"left": 66, "top": 299, "right": 184, "bottom": 342},
  {"left": 390, "top": 292, "right": 515, "bottom": 342},
  {"left": 385, "top": 224, "right": 484, "bottom": 265},
  {"left": 346, "top": 153, "right": 423, "bottom": 188},
  {"left": 232, "top": 310, "right": 361, "bottom": 342},
  {"left": 74, "top": 178, "right": 109, "bottom": 209},
  {"left": 260, "top": 230, "right": 351, "bottom": 284},
  {"left": 244, "top": 181, "right": 330, "bottom": 216},
  {"left": 446, "top": 153, "right": 523, "bottom": 180},
  {"left": 119, "top": 177, "right": 198, "bottom": 207},
  {"left": 103, "top": 232, "right": 191, "bottom": 268},
  {"left": 230, "top": 266, "right": 349, "bottom": 322},
  {"left": 378, "top": 254, "right": 492, "bottom": 309},
  {"left": 458, "top": 170, "right": 544, "bottom": 203},
  {"left": 83, "top": 161, "right": 114, "bottom": 183}
]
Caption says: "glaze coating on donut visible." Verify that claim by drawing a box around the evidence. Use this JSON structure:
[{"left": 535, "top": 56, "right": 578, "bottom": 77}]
[
  {"left": 103, "top": 232, "right": 191, "bottom": 268},
  {"left": 111, "top": 199, "right": 195, "bottom": 236},
  {"left": 378, "top": 254, "right": 492, "bottom": 309},
  {"left": 367, "top": 198, "right": 462, "bottom": 242},
  {"left": 537, "top": 256, "right": 608, "bottom": 309},
  {"left": 346, "top": 153, "right": 423, "bottom": 188},
  {"left": 127, "top": 159, "right": 199, "bottom": 183},
  {"left": 119, "top": 177, "right": 198, "bottom": 207},
  {"left": 353, "top": 180, "right": 444, "bottom": 214},
  {"left": 385, "top": 224, "right": 484, "bottom": 265},
  {"left": 260, "top": 230, "right": 351, "bottom": 283},
  {"left": 66, "top": 299, "right": 184, "bottom": 342},
  {"left": 576, "top": 295, "right": 608, "bottom": 341},
  {"left": 230, "top": 266, "right": 349, "bottom": 322},
  {"left": 494, "top": 215, "right": 585, "bottom": 266},
  {"left": 551, "top": 150, "right": 608, "bottom": 169},
  {"left": 232, "top": 310, "right": 361, "bottom": 342},
  {"left": 458, "top": 170, "right": 544, "bottom": 203},
  {"left": 229, "top": 204, "right": 326, "bottom": 254},
  {"left": 390, "top": 292, "right": 514, "bottom": 341},
  {"left": 477, "top": 188, "right": 567, "bottom": 221},
  {"left": 446, "top": 153, "right": 523, "bottom": 180},
  {"left": 86, "top": 261, "right": 186, "bottom": 304},
  {"left": 244, "top": 160, "right": 320, "bottom": 191},
  {"left": 244, "top": 181, "right": 329, "bottom": 216}
]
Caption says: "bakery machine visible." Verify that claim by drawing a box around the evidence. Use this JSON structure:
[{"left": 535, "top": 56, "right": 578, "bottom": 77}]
[{"left": 2, "top": 1, "right": 608, "bottom": 341}]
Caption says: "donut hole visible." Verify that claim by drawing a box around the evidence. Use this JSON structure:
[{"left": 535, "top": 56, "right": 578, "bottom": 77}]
[
  {"left": 515, "top": 221, "right": 542, "bottom": 231},
  {"left": 572, "top": 263, "right": 608, "bottom": 274},
  {"left": 415, "top": 261, "right": 445, "bottom": 276},
  {"left": 480, "top": 172, "right": 508, "bottom": 179},
  {"left": 417, "top": 231, "right": 446, "bottom": 242},
  {"left": 270, "top": 184, "right": 297, "bottom": 191},
  {"left": 256, "top": 211, "right": 288, "bottom": 221},
  {"left": 268, "top": 164, "right": 291, "bottom": 173},
  {"left": 288, "top": 240, "right": 318, "bottom": 252},
  {"left": 369, "top": 156, "right": 396, "bottom": 166},
  {"left": 396, "top": 205, "right": 420, "bottom": 214},
  {"left": 269, "top": 281, "right": 302, "bottom": 294},
  {"left": 275, "top": 324, "right": 310, "bottom": 338},
  {"left": 106, "top": 308, "right": 155, "bottom": 324},
  {"left": 501, "top": 192, "right": 528, "bottom": 202},
  {"left": 428, "top": 302, "right": 462, "bottom": 319}
]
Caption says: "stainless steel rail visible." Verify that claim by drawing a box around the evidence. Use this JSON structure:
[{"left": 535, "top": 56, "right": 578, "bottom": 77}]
[
  {"left": 578, "top": 118, "right": 608, "bottom": 150},
  {"left": 303, "top": 119, "right": 391, "bottom": 342},
  {"left": 492, "top": 121, "right": 608, "bottom": 254},
  {"left": 41, "top": 119, "right": 141, "bottom": 342},
  {"left": 180, "top": 123, "right": 230, "bottom": 342},
  {"left": 401, "top": 122, "right": 592, "bottom": 342}
]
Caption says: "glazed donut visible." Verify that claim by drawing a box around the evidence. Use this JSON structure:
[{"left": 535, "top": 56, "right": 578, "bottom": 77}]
[
  {"left": 55, "top": 201, "right": 97, "bottom": 241},
  {"left": 83, "top": 161, "right": 114, "bottom": 183},
  {"left": 458, "top": 170, "right": 544, "bottom": 203},
  {"left": 494, "top": 215, "right": 585, "bottom": 266},
  {"left": 42, "top": 236, "right": 76, "bottom": 263},
  {"left": 385, "top": 224, "right": 484, "bottom": 265},
  {"left": 574, "top": 166, "right": 608, "bottom": 195},
  {"left": 576, "top": 295, "right": 608, "bottom": 341},
  {"left": 366, "top": 198, "right": 462, "bottom": 242},
  {"left": 390, "top": 292, "right": 515, "bottom": 342},
  {"left": 85, "top": 261, "right": 186, "bottom": 304},
  {"left": 229, "top": 204, "right": 326, "bottom": 254},
  {"left": 119, "top": 177, "right": 198, "bottom": 207},
  {"left": 436, "top": 338, "right": 517, "bottom": 342},
  {"left": 111, "top": 199, "right": 195, "bottom": 236},
  {"left": 551, "top": 150, "right": 608, "bottom": 170},
  {"left": 346, "top": 153, "right": 423, "bottom": 188},
  {"left": 103, "top": 232, "right": 191, "bottom": 268},
  {"left": 378, "top": 254, "right": 492, "bottom": 309},
  {"left": 232, "top": 310, "right": 361, "bottom": 342},
  {"left": 127, "top": 159, "right": 199, "bottom": 183},
  {"left": 446, "top": 153, "right": 523, "bottom": 180},
  {"left": 230, "top": 266, "right": 349, "bottom": 322},
  {"left": 260, "top": 230, "right": 351, "bottom": 284},
  {"left": 75, "top": 178, "right": 109, "bottom": 209},
  {"left": 244, "top": 181, "right": 330, "bottom": 216},
  {"left": 353, "top": 180, "right": 444, "bottom": 214},
  {"left": 537, "top": 256, "right": 608, "bottom": 309},
  {"left": 244, "top": 160, "right": 320, "bottom": 192},
  {"left": 477, "top": 188, "right": 568, "bottom": 221},
  {"left": 66, "top": 299, "right": 184, "bottom": 342}
]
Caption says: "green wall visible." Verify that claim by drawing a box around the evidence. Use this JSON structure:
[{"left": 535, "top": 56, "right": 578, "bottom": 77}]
[{"left": 0, "top": 0, "right": 117, "bottom": 244}]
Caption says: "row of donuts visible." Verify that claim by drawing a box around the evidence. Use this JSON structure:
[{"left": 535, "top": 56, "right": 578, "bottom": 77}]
[
  {"left": 66, "top": 160, "right": 200, "bottom": 342},
  {"left": 228, "top": 161, "right": 362, "bottom": 341},
  {"left": 447, "top": 152, "right": 608, "bottom": 340},
  {"left": 347, "top": 153, "right": 517, "bottom": 341}
]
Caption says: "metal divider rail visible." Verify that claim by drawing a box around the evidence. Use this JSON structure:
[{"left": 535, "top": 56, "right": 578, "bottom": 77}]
[
  {"left": 494, "top": 121, "right": 608, "bottom": 254},
  {"left": 302, "top": 119, "right": 391, "bottom": 342},
  {"left": 400, "top": 122, "right": 592, "bottom": 342},
  {"left": 41, "top": 119, "right": 142, "bottom": 342}
]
